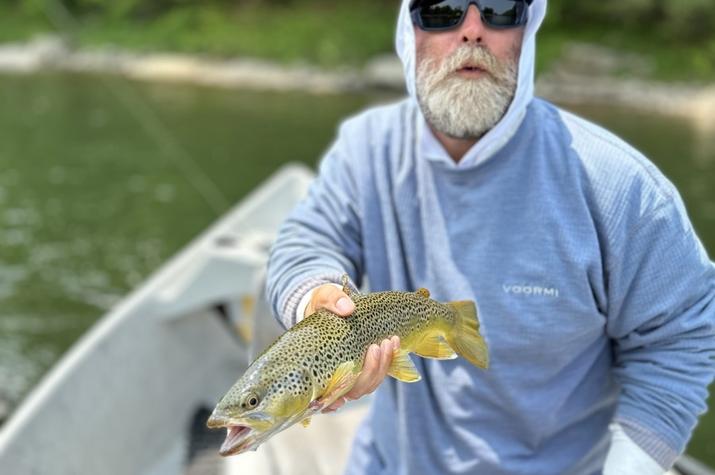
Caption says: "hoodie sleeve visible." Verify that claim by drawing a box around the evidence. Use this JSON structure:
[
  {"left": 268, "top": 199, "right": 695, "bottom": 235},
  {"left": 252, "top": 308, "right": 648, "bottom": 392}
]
[
  {"left": 605, "top": 191, "right": 715, "bottom": 469},
  {"left": 266, "top": 123, "right": 364, "bottom": 329}
]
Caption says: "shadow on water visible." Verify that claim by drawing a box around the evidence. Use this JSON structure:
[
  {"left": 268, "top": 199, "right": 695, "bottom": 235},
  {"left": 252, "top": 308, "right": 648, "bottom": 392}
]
[{"left": 0, "top": 73, "right": 713, "bottom": 465}]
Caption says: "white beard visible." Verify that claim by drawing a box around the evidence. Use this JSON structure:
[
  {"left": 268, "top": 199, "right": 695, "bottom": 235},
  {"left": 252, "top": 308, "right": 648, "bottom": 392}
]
[{"left": 416, "top": 45, "right": 519, "bottom": 140}]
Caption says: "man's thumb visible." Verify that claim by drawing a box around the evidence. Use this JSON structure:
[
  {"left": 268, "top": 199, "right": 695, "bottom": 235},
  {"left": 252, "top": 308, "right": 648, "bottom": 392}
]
[{"left": 335, "top": 296, "right": 354, "bottom": 315}]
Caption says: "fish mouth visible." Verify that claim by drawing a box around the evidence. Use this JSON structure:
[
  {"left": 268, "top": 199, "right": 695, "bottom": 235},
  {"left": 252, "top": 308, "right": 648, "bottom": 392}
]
[
  {"left": 207, "top": 411, "right": 273, "bottom": 456},
  {"left": 219, "top": 425, "right": 256, "bottom": 456}
]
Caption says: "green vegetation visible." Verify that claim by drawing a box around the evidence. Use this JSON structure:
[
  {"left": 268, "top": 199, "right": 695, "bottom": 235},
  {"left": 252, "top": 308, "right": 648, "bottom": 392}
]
[
  {"left": 539, "top": 1, "right": 715, "bottom": 81},
  {"left": 0, "top": 6, "right": 49, "bottom": 43},
  {"left": 0, "top": 1, "right": 397, "bottom": 67},
  {"left": 1, "top": 0, "right": 714, "bottom": 80}
]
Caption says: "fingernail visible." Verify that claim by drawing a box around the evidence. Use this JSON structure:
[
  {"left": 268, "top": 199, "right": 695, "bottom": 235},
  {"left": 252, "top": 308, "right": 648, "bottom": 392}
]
[{"left": 336, "top": 297, "right": 353, "bottom": 314}]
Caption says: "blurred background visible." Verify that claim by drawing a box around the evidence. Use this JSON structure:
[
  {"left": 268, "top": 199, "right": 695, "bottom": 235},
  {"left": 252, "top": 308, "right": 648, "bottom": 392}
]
[{"left": 0, "top": 0, "right": 713, "bottom": 470}]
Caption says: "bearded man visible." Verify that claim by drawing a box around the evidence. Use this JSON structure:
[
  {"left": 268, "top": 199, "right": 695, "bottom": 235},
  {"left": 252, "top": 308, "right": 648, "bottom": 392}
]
[{"left": 266, "top": 0, "right": 715, "bottom": 473}]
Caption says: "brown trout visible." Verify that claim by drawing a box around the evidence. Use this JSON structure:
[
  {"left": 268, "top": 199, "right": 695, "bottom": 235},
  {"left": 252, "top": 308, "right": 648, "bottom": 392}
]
[{"left": 207, "top": 275, "right": 488, "bottom": 456}]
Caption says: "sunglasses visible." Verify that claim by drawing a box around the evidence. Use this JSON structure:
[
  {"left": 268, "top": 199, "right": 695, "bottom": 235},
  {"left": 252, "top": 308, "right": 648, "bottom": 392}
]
[{"left": 410, "top": 0, "right": 531, "bottom": 31}]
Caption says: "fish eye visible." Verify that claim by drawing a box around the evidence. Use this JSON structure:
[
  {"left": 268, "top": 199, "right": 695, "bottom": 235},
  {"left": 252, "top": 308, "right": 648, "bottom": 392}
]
[{"left": 241, "top": 392, "right": 260, "bottom": 409}]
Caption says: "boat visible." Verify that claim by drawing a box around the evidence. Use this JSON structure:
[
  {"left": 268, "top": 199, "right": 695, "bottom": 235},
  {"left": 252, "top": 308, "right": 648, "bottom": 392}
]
[{"left": 0, "top": 164, "right": 711, "bottom": 475}]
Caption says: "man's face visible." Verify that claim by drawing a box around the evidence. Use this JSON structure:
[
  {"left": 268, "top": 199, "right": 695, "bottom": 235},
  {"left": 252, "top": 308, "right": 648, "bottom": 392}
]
[{"left": 414, "top": 5, "right": 525, "bottom": 140}]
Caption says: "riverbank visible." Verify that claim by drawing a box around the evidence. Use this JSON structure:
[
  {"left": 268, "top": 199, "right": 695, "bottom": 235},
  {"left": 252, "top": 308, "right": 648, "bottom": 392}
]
[{"left": 2, "top": 36, "right": 714, "bottom": 130}]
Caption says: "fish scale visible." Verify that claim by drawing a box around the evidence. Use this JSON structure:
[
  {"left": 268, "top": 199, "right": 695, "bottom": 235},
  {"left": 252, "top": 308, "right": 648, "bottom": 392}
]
[{"left": 207, "top": 275, "right": 488, "bottom": 456}]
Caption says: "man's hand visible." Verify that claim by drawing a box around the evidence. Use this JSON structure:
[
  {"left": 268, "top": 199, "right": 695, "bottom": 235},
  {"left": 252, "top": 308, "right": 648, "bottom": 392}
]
[{"left": 305, "top": 284, "right": 399, "bottom": 413}]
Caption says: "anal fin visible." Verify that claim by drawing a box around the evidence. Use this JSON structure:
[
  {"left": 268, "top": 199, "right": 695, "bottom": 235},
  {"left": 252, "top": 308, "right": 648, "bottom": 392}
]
[
  {"left": 413, "top": 332, "right": 458, "bottom": 360},
  {"left": 388, "top": 348, "right": 421, "bottom": 382}
]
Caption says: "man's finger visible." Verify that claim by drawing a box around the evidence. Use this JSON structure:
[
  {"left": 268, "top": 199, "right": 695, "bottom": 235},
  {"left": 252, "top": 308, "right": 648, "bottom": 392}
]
[
  {"left": 323, "top": 337, "right": 400, "bottom": 412},
  {"left": 345, "top": 344, "right": 380, "bottom": 398},
  {"left": 366, "top": 339, "right": 394, "bottom": 394},
  {"left": 322, "top": 397, "right": 347, "bottom": 413},
  {"left": 323, "top": 343, "right": 380, "bottom": 412}
]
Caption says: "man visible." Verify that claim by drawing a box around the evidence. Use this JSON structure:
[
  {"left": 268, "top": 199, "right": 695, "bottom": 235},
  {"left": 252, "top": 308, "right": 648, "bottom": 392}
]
[{"left": 266, "top": 0, "right": 715, "bottom": 473}]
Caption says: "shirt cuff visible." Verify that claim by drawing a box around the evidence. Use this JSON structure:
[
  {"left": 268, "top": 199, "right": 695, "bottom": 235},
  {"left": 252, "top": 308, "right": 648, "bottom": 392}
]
[
  {"left": 616, "top": 418, "right": 680, "bottom": 470},
  {"left": 279, "top": 272, "right": 345, "bottom": 328},
  {"left": 603, "top": 423, "right": 665, "bottom": 475},
  {"left": 296, "top": 283, "right": 343, "bottom": 323}
]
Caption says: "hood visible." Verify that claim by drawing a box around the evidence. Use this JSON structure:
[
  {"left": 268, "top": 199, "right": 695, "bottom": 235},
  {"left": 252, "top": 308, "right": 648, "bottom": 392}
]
[{"left": 395, "top": 0, "right": 548, "bottom": 168}]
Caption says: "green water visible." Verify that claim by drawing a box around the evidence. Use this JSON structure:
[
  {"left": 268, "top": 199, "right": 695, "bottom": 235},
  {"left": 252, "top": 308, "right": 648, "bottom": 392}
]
[
  {"left": 0, "top": 73, "right": 713, "bottom": 464},
  {"left": 0, "top": 72, "right": 377, "bottom": 412}
]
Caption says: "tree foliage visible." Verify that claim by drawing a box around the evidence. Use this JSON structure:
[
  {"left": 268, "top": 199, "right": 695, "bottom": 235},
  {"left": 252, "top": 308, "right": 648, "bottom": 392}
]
[
  {"left": 11, "top": 0, "right": 714, "bottom": 43},
  {"left": 543, "top": 0, "right": 713, "bottom": 42}
]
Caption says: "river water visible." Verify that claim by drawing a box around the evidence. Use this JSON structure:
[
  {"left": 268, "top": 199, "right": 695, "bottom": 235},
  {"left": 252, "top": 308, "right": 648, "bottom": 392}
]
[{"left": 0, "top": 72, "right": 713, "bottom": 463}]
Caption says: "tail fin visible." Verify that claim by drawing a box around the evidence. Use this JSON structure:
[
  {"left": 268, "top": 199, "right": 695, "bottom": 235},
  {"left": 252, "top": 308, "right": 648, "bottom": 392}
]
[{"left": 445, "top": 301, "right": 489, "bottom": 369}]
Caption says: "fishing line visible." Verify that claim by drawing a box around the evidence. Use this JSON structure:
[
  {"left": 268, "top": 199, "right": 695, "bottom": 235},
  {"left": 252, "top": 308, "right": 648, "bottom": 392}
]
[{"left": 42, "top": 0, "right": 229, "bottom": 215}]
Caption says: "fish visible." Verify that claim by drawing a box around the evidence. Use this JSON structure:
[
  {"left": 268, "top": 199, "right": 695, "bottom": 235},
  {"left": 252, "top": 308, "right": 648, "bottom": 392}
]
[{"left": 206, "top": 274, "right": 489, "bottom": 456}]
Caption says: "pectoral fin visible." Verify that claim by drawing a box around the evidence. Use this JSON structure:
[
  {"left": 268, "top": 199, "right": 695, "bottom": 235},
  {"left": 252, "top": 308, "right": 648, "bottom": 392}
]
[
  {"left": 388, "top": 349, "right": 421, "bottom": 382},
  {"left": 301, "top": 417, "right": 312, "bottom": 428},
  {"left": 316, "top": 361, "right": 359, "bottom": 408},
  {"left": 413, "top": 333, "right": 458, "bottom": 360}
]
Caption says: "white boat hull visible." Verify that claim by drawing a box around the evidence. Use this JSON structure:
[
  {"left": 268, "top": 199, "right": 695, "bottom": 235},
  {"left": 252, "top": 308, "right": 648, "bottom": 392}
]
[{"left": 0, "top": 164, "right": 372, "bottom": 475}]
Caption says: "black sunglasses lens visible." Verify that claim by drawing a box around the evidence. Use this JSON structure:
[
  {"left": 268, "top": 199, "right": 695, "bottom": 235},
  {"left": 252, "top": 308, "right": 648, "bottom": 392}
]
[
  {"left": 414, "top": 0, "right": 467, "bottom": 30},
  {"left": 477, "top": 0, "right": 523, "bottom": 27},
  {"left": 412, "top": 0, "right": 526, "bottom": 30}
]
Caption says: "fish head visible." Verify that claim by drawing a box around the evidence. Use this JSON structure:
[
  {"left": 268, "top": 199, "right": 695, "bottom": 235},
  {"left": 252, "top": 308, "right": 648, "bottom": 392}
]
[{"left": 206, "top": 362, "right": 316, "bottom": 456}]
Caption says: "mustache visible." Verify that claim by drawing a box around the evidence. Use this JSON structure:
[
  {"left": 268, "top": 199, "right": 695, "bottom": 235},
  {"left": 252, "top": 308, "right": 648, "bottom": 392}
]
[
  {"left": 448, "top": 46, "right": 499, "bottom": 73},
  {"left": 418, "top": 45, "right": 513, "bottom": 87}
]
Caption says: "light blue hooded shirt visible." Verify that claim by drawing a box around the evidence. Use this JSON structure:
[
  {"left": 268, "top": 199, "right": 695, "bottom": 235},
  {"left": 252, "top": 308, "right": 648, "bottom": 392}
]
[{"left": 266, "top": 0, "right": 715, "bottom": 473}]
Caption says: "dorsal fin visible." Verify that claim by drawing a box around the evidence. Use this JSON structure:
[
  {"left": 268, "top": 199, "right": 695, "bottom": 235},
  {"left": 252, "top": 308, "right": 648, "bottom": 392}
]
[
  {"left": 341, "top": 274, "right": 361, "bottom": 299},
  {"left": 416, "top": 288, "right": 430, "bottom": 299}
]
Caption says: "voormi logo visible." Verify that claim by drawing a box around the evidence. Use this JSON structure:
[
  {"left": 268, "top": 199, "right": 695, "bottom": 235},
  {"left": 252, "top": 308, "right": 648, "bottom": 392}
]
[{"left": 503, "top": 284, "right": 560, "bottom": 298}]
